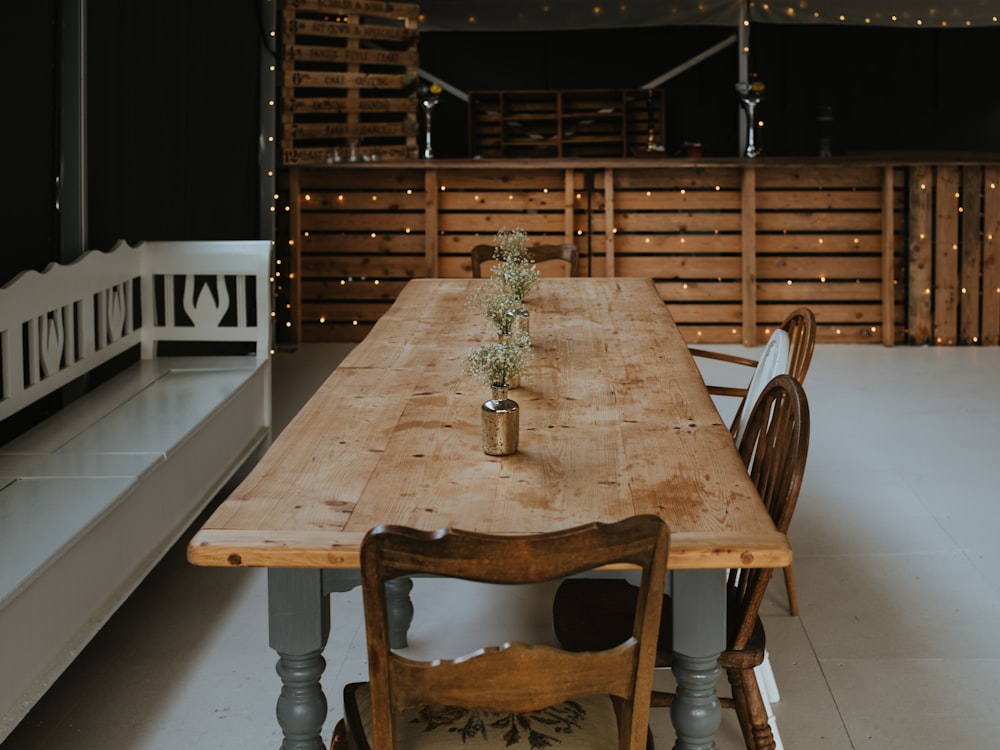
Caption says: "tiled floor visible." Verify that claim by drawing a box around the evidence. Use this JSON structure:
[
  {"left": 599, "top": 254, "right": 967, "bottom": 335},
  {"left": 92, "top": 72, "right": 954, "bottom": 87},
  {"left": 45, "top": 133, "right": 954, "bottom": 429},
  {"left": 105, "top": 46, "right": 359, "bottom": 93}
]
[{"left": 3, "top": 342, "right": 999, "bottom": 749}]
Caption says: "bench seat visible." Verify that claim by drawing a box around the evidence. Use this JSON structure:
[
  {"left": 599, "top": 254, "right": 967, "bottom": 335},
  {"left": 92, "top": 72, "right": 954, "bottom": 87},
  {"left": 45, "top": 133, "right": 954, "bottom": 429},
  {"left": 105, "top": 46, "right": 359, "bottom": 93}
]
[{"left": 0, "top": 241, "right": 271, "bottom": 739}]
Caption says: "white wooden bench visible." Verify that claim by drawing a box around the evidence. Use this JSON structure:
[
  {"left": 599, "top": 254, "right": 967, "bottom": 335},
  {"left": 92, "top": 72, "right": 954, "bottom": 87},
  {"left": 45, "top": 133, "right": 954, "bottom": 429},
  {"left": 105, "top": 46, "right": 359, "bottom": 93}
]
[{"left": 0, "top": 239, "right": 272, "bottom": 739}]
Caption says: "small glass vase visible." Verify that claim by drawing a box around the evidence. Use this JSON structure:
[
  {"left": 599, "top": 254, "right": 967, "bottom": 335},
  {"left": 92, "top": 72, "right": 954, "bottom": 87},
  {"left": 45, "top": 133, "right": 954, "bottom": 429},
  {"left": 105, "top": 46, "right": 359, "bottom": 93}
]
[
  {"left": 481, "top": 384, "right": 519, "bottom": 456},
  {"left": 513, "top": 306, "right": 530, "bottom": 337}
]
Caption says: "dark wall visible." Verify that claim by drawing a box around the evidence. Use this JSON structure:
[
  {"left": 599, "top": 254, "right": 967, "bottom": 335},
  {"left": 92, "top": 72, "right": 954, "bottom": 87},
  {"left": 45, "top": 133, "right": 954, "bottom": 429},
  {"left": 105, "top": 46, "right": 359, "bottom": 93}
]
[
  {"left": 87, "top": 0, "right": 263, "bottom": 250},
  {"left": 3, "top": 1, "right": 59, "bottom": 286},
  {"left": 2, "top": 1, "right": 263, "bottom": 287},
  {"left": 418, "top": 23, "right": 1000, "bottom": 159}
]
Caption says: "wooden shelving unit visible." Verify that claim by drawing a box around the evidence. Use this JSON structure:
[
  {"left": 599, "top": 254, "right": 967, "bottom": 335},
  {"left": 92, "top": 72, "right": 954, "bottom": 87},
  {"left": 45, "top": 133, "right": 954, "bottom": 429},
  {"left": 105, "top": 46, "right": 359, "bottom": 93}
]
[{"left": 468, "top": 89, "right": 665, "bottom": 158}]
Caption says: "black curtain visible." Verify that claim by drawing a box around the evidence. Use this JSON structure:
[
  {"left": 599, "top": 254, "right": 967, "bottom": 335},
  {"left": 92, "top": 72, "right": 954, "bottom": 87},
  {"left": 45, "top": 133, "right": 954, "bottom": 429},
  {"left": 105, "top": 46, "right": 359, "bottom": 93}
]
[{"left": 87, "top": 0, "right": 263, "bottom": 250}]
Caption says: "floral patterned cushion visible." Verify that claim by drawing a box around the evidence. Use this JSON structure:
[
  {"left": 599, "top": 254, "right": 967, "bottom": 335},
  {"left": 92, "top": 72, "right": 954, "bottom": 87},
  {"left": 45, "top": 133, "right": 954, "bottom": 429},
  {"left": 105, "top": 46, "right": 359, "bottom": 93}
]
[{"left": 349, "top": 682, "right": 620, "bottom": 749}]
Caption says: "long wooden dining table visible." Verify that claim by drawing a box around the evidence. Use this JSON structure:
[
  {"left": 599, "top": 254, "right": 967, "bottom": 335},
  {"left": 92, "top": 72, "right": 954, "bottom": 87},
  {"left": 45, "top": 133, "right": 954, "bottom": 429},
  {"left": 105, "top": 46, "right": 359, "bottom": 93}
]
[{"left": 188, "top": 277, "right": 791, "bottom": 750}]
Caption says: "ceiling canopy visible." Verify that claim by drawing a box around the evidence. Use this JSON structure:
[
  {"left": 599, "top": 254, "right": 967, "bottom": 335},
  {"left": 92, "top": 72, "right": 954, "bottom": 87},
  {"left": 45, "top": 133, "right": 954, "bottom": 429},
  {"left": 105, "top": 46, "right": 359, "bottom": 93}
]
[{"left": 416, "top": 1, "right": 1000, "bottom": 31}]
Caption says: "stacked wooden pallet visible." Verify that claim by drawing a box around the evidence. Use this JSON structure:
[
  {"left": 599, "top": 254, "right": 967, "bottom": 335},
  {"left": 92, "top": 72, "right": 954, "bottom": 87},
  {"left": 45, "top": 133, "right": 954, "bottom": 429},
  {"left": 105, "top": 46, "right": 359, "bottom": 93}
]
[{"left": 281, "top": 0, "right": 419, "bottom": 165}]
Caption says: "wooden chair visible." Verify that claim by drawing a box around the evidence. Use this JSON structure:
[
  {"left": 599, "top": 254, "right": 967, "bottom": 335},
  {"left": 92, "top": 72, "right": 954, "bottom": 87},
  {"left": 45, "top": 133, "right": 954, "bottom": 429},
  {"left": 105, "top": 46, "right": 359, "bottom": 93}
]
[
  {"left": 471, "top": 242, "right": 580, "bottom": 278},
  {"left": 332, "top": 516, "right": 670, "bottom": 750},
  {"left": 551, "top": 375, "right": 810, "bottom": 750},
  {"left": 690, "top": 307, "right": 815, "bottom": 614},
  {"left": 689, "top": 307, "right": 816, "bottom": 426}
]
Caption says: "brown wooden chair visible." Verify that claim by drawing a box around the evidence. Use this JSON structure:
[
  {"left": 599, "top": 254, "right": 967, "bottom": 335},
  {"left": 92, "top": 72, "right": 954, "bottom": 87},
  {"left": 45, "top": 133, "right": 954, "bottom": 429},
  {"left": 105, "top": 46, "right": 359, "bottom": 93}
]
[
  {"left": 689, "top": 306, "right": 816, "bottom": 405},
  {"left": 471, "top": 242, "right": 580, "bottom": 278},
  {"left": 689, "top": 306, "right": 815, "bottom": 614},
  {"left": 332, "top": 516, "right": 670, "bottom": 750},
  {"left": 551, "top": 375, "right": 809, "bottom": 750}
]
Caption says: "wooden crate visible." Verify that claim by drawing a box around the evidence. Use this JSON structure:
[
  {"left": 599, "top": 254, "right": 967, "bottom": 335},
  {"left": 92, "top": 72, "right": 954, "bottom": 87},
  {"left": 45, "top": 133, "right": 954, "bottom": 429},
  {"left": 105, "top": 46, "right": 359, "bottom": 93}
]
[
  {"left": 469, "top": 89, "right": 665, "bottom": 158},
  {"left": 281, "top": 0, "right": 420, "bottom": 165}
]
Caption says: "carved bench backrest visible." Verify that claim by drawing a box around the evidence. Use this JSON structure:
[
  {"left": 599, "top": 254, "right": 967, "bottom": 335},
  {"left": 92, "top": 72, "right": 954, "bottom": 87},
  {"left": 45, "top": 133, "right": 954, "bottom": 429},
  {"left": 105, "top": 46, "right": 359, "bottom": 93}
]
[{"left": 1, "top": 240, "right": 271, "bottom": 422}]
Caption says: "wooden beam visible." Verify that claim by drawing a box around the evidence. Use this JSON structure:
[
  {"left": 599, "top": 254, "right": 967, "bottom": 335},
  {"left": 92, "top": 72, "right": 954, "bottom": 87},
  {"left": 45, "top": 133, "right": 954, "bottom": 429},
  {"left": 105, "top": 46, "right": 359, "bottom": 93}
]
[
  {"left": 881, "top": 166, "right": 895, "bottom": 346},
  {"left": 424, "top": 169, "right": 439, "bottom": 277},
  {"left": 741, "top": 166, "right": 757, "bottom": 345}
]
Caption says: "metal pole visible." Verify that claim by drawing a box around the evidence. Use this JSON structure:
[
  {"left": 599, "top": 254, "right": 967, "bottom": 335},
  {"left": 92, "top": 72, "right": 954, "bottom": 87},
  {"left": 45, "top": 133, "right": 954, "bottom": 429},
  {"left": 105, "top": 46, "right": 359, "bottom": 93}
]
[
  {"left": 737, "top": 0, "right": 750, "bottom": 156},
  {"left": 259, "top": 0, "right": 277, "bottom": 242},
  {"left": 59, "top": 0, "right": 87, "bottom": 260}
]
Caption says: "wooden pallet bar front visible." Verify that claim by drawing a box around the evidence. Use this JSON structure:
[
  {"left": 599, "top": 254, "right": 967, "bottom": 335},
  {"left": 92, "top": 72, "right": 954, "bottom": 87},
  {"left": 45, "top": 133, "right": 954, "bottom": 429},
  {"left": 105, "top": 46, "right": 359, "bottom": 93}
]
[{"left": 275, "top": 157, "right": 1000, "bottom": 348}]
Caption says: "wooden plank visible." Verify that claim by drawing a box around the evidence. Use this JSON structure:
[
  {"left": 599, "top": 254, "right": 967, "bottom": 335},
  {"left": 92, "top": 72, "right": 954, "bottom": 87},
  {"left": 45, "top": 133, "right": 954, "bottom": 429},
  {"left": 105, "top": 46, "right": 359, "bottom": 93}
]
[
  {"left": 425, "top": 169, "right": 439, "bottom": 277},
  {"left": 756, "top": 189, "right": 882, "bottom": 210},
  {"left": 301, "top": 234, "right": 425, "bottom": 254},
  {"left": 301, "top": 279, "right": 407, "bottom": 300},
  {"left": 296, "top": 167, "right": 425, "bottom": 190},
  {"left": 666, "top": 303, "right": 742, "bottom": 323},
  {"left": 615, "top": 212, "right": 743, "bottom": 233},
  {"left": 438, "top": 190, "right": 572, "bottom": 212},
  {"left": 755, "top": 166, "right": 883, "bottom": 189},
  {"left": 563, "top": 169, "right": 576, "bottom": 244},
  {"left": 757, "top": 256, "right": 883, "bottom": 278},
  {"left": 301, "top": 256, "right": 427, "bottom": 278},
  {"left": 984, "top": 168, "right": 1000, "bottom": 345},
  {"left": 299, "top": 189, "right": 425, "bottom": 211},
  {"left": 907, "top": 165, "right": 934, "bottom": 344},
  {"left": 960, "top": 166, "right": 984, "bottom": 344},
  {"left": 758, "top": 280, "right": 882, "bottom": 301},
  {"left": 287, "top": 45, "right": 419, "bottom": 68},
  {"left": 934, "top": 167, "right": 961, "bottom": 344},
  {"left": 611, "top": 190, "right": 742, "bottom": 211},
  {"left": 755, "top": 212, "right": 883, "bottom": 232},
  {"left": 882, "top": 166, "right": 896, "bottom": 346},
  {"left": 656, "top": 280, "right": 742, "bottom": 302},
  {"left": 437, "top": 213, "right": 567, "bottom": 234},
  {"left": 604, "top": 168, "right": 615, "bottom": 277},
  {"left": 611, "top": 169, "right": 742, "bottom": 190},
  {"left": 289, "top": 168, "right": 303, "bottom": 346},
  {"left": 615, "top": 256, "right": 743, "bottom": 278},
  {"left": 741, "top": 166, "right": 757, "bottom": 345},
  {"left": 286, "top": 17, "right": 416, "bottom": 44},
  {"left": 303, "top": 213, "right": 426, "bottom": 232},
  {"left": 756, "top": 234, "right": 881, "bottom": 254},
  {"left": 290, "top": 0, "right": 420, "bottom": 20},
  {"left": 614, "top": 234, "right": 741, "bottom": 253},
  {"left": 301, "top": 301, "right": 395, "bottom": 322}
]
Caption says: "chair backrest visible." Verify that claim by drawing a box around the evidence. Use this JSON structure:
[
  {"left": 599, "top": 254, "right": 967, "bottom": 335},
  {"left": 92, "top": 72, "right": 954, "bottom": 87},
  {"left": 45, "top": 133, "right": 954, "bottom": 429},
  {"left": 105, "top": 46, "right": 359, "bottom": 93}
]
[
  {"left": 732, "top": 328, "right": 790, "bottom": 446},
  {"left": 730, "top": 374, "right": 810, "bottom": 650},
  {"left": 360, "top": 516, "right": 670, "bottom": 750},
  {"left": 779, "top": 307, "right": 817, "bottom": 384},
  {"left": 470, "top": 243, "right": 580, "bottom": 278}
]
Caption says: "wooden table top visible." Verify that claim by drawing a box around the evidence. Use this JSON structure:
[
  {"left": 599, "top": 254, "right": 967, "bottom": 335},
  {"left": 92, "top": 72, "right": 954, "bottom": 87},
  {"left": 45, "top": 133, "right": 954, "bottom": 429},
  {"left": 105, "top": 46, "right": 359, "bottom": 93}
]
[{"left": 188, "top": 278, "right": 791, "bottom": 571}]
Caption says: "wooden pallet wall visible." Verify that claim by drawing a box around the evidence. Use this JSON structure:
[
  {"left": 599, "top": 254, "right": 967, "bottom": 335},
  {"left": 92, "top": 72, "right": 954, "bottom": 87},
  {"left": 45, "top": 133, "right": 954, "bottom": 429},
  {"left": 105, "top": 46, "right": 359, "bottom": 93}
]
[
  {"left": 907, "top": 165, "right": 1000, "bottom": 345},
  {"left": 276, "top": 161, "right": 998, "bottom": 348}
]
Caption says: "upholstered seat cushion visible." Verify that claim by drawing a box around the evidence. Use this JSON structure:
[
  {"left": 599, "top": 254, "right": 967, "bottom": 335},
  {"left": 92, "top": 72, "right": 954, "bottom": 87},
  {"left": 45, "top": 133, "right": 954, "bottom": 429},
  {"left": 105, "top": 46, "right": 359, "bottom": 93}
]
[{"left": 339, "top": 682, "right": 620, "bottom": 749}]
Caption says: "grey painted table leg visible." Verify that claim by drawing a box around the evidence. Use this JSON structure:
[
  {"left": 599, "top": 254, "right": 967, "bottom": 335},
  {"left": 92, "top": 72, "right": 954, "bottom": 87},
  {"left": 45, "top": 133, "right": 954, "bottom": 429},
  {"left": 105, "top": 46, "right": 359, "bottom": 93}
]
[
  {"left": 268, "top": 569, "right": 330, "bottom": 750},
  {"left": 386, "top": 576, "right": 414, "bottom": 649},
  {"left": 670, "top": 569, "right": 726, "bottom": 750}
]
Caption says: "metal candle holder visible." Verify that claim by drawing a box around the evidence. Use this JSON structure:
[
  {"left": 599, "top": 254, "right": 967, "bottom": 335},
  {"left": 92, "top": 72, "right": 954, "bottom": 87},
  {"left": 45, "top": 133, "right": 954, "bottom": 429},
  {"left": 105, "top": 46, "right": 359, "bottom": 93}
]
[
  {"left": 420, "top": 84, "right": 442, "bottom": 159},
  {"left": 736, "top": 81, "right": 765, "bottom": 158}
]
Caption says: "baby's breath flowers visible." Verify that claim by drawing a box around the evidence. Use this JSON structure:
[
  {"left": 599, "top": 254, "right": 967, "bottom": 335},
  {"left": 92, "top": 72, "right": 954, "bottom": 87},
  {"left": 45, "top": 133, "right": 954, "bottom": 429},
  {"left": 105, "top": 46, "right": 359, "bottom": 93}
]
[
  {"left": 491, "top": 227, "right": 539, "bottom": 301},
  {"left": 465, "top": 333, "right": 532, "bottom": 388},
  {"left": 465, "top": 279, "right": 521, "bottom": 336}
]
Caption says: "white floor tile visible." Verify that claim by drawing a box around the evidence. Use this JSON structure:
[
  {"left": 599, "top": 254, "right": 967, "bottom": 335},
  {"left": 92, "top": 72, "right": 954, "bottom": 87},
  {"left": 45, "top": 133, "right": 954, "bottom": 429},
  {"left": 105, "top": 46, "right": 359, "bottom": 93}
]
[{"left": 4, "top": 342, "right": 1000, "bottom": 749}]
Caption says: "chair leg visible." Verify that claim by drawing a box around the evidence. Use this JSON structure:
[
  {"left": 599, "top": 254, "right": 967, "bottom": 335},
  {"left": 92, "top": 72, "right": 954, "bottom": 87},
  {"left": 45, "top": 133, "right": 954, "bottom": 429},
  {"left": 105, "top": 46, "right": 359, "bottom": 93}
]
[
  {"left": 727, "top": 668, "right": 777, "bottom": 750},
  {"left": 755, "top": 651, "right": 780, "bottom": 704},
  {"left": 783, "top": 564, "right": 799, "bottom": 616}
]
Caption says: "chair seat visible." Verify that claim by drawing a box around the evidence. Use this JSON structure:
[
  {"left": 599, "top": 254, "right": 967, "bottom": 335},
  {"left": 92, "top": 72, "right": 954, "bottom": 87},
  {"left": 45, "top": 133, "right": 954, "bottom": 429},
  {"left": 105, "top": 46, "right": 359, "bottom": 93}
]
[
  {"left": 335, "top": 682, "right": 622, "bottom": 749},
  {"left": 552, "top": 578, "right": 766, "bottom": 670}
]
